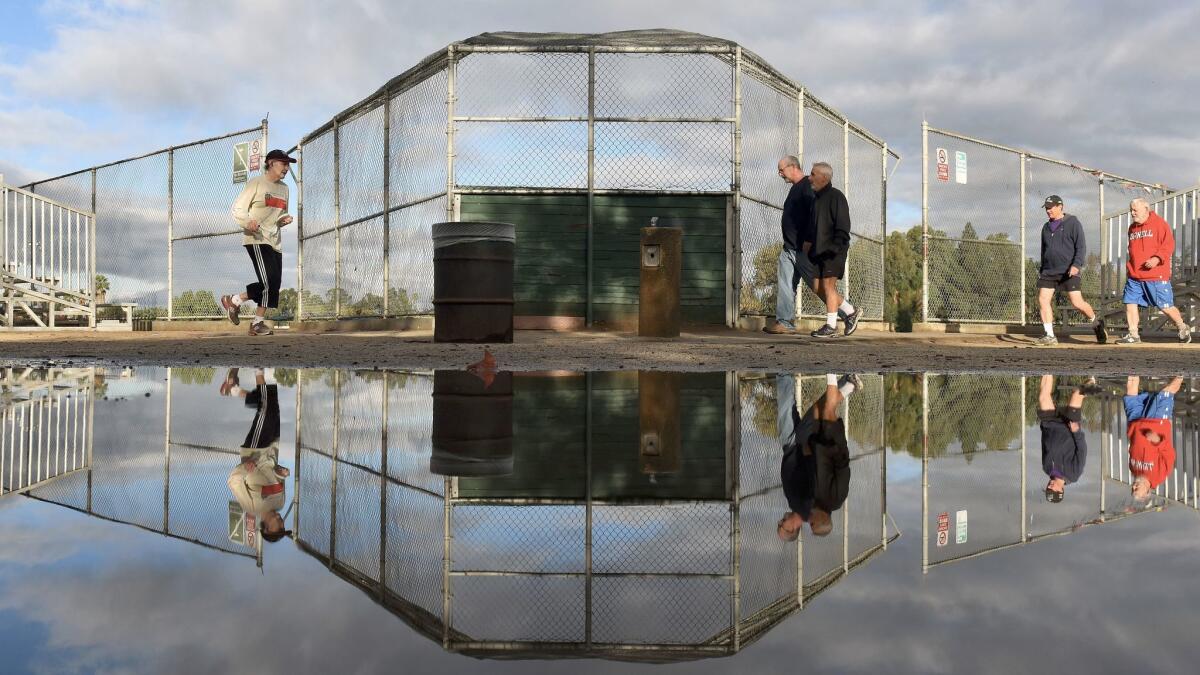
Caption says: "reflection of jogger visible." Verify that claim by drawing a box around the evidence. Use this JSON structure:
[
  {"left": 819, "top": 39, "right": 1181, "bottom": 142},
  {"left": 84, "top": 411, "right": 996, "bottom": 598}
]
[
  {"left": 222, "top": 150, "right": 296, "bottom": 337},
  {"left": 1124, "top": 376, "right": 1181, "bottom": 502},
  {"left": 223, "top": 368, "right": 290, "bottom": 543},
  {"left": 1039, "top": 375, "right": 1098, "bottom": 503},
  {"left": 777, "top": 373, "right": 856, "bottom": 541}
]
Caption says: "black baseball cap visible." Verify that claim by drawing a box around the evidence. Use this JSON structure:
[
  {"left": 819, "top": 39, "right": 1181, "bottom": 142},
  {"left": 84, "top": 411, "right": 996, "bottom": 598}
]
[
  {"left": 1043, "top": 195, "right": 1064, "bottom": 208},
  {"left": 265, "top": 149, "right": 297, "bottom": 164}
]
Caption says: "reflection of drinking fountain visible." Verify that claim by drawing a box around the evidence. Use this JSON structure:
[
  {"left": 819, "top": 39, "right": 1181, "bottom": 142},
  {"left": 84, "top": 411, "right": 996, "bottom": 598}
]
[{"left": 639, "top": 371, "right": 681, "bottom": 479}]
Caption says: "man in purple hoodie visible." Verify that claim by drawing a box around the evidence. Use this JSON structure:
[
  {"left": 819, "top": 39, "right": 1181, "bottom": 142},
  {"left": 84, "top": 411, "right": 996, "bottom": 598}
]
[{"left": 1034, "top": 195, "right": 1106, "bottom": 346}]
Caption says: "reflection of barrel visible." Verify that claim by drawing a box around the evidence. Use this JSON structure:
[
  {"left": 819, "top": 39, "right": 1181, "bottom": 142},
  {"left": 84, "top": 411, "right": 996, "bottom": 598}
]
[
  {"left": 432, "top": 222, "right": 515, "bottom": 343},
  {"left": 639, "top": 371, "right": 681, "bottom": 475},
  {"left": 431, "top": 370, "right": 514, "bottom": 476}
]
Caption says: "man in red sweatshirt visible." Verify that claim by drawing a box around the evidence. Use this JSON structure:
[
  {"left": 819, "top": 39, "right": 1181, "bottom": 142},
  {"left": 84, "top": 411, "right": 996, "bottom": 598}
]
[
  {"left": 1116, "top": 198, "right": 1191, "bottom": 343},
  {"left": 1124, "top": 375, "right": 1180, "bottom": 502}
]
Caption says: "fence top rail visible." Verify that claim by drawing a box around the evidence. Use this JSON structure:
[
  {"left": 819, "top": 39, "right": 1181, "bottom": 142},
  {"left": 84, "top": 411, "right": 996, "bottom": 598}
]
[
  {"left": 925, "top": 123, "right": 1168, "bottom": 192},
  {"left": 1102, "top": 183, "right": 1200, "bottom": 222},
  {"left": 0, "top": 184, "right": 96, "bottom": 218},
  {"left": 21, "top": 123, "right": 266, "bottom": 190}
]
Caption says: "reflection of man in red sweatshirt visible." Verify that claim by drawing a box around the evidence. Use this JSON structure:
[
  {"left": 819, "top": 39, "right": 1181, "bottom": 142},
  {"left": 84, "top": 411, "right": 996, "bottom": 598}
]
[
  {"left": 1124, "top": 376, "right": 1181, "bottom": 502},
  {"left": 1116, "top": 199, "right": 1191, "bottom": 344}
]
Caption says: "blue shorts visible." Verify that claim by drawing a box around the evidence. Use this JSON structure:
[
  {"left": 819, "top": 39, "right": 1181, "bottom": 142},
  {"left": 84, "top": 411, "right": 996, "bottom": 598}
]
[
  {"left": 1123, "top": 279, "right": 1174, "bottom": 309},
  {"left": 1124, "top": 392, "right": 1175, "bottom": 422}
]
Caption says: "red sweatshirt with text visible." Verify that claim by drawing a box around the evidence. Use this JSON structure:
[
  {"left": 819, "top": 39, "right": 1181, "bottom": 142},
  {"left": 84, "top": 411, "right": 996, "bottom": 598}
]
[
  {"left": 1127, "top": 211, "right": 1174, "bottom": 281},
  {"left": 1128, "top": 419, "right": 1175, "bottom": 489}
]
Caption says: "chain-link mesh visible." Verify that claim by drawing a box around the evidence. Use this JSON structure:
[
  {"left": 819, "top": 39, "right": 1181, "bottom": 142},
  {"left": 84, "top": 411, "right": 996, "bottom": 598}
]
[
  {"left": 452, "top": 504, "right": 585, "bottom": 573},
  {"left": 593, "top": 576, "right": 730, "bottom": 645},
  {"left": 452, "top": 576, "right": 586, "bottom": 642},
  {"left": 25, "top": 125, "right": 267, "bottom": 321},
  {"left": 924, "top": 127, "right": 1166, "bottom": 325},
  {"left": 596, "top": 53, "right": 732, "bottom": 119},
  {"left": 457, "top": 122, "right": 588, "bottom": 188},
  {"left": 592, "top": 503, "right": 730, "bottom": 574},
  {"left": 736, "top": 203, "right": 781, "bottom": 317},
  {"left": 457, "top": 53, "right": 588, "bottom": 118},
  {"left": 391, "top": 72, "right": 449, "bottom": 204}
]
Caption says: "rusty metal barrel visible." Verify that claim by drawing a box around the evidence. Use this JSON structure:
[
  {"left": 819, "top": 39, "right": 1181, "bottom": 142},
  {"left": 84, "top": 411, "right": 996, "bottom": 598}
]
[
  {"left": 432, "top": 222, "right": 515, "bottom": 343},
  {"left": 430, "top": 370, "right": 514, "bottom": 477}
]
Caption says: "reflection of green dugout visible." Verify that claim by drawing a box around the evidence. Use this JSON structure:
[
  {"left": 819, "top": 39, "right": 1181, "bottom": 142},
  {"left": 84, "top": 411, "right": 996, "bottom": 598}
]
[{"left": 455, "top": 372, "right": 729, "bottom": 501}]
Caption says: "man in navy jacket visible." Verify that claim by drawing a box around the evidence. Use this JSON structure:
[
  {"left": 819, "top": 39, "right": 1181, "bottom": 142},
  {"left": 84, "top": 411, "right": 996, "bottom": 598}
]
[{"left": 1034, "top": 195, "right": 1106, "bottom": 346}]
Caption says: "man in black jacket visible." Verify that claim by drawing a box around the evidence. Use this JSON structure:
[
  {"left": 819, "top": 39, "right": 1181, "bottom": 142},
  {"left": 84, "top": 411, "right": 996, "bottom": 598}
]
[
  {"left": 766, "top": 156, "right": 859, "bottom": 335},
  {"left": 1035, "top": 195, "right": 1106, "bottom": 346},
  {"left": 807, "top": 163, "right": 853, "bottom": 338},
  {"left": 1039, "top": 374, "right": 1099, "bottom": 503}
]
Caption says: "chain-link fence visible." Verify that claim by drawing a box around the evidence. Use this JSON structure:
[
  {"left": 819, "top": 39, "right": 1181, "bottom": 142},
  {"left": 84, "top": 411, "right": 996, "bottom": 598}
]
[
  {"left": 22, "top": 123, "right": 271, "bottom": 321},
  {"left": 292, "top": 368, "right": 893, "bottom": 660},
  {"left": 296, "top": 31, "right": 896, "bottom": 326},
  {"left": 922, "top": 124, "right": 1167, "bottom": 325}
]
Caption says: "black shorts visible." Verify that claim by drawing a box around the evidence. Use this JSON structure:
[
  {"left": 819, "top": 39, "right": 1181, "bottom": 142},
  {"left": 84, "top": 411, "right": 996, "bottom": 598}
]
[
  {"left": 1038, "top": 406, "right": 1082, "bottom": 424},
  {"left": 1037, "top": 274, "right": 1082, "bottom": 293},
  {"left": 809, "top": 250, "right": 847, "bottom": 280}
]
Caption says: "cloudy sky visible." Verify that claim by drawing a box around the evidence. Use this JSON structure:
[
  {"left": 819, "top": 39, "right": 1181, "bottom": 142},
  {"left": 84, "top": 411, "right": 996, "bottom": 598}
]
[{"left": 1, "top": 0, "right": 1197, "bottom": 229}]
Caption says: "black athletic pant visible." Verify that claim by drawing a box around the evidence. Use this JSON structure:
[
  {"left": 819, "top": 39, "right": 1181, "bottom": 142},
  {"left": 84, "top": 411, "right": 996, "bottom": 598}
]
[
  {"left": 243, "top": 384, "right": 280, "bottom": 449},
  {"left": 245, "top": 244, "right": 282, "bottom": 309}
]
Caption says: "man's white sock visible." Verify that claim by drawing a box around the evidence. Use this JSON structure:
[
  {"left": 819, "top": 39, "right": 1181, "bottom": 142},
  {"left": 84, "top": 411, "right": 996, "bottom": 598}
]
[
  {"left": 840, "top": 301, "right": 855, "bottom": 315},
  {"left": 826, "top": 374, "right": 838, "bottom": 386},
  {"left": 229, "top": 295, "right": 243, "bottom": 307},
  {"left": 253, "top": 316, "right": 265, "bottom": 325},
  {"left": 826, "top": 313, "right": 837, "bottom": 328},
  {"left": 1042, "top": 322, "right": 1054, "bottom": 337}
]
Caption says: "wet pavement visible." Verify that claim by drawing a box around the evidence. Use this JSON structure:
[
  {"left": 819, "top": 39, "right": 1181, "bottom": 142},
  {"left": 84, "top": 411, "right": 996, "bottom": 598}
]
[{"left": 1, "top": 366, "right": 1197, "bottom": 673}]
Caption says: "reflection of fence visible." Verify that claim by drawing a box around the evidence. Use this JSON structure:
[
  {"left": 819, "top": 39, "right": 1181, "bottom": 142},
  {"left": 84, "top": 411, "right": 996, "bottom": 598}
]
[
  {"left": 0, "top": 181, "right": 96, "bottom": 328},
  {"left": 920, "top": 374, "right": 1187, "bottom": 573},
  {"left": 296, "top": 31, "right": 896, "bottom": 325},
  {"left": 21, "top": 123, "right": 269, "bottom": 320},
  {"left": 0, "top": 368, "right": 93, "bottom": 497},
  {"left": 25, "top": 367, "right": 261, "bottom": 563},
  {"left": 921, "top": 125, "right": 1165, "bottom": 325},
  {"left": 1101, "top": 186, "right": 1200, "bottom": 328},
  {"left": 294, "top": 369, "right": 893, "bottom": 661}
]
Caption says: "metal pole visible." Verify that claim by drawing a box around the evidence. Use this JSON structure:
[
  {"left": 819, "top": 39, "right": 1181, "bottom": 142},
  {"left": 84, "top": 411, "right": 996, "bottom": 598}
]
[
  {"left": 1020, "top": 376, "right": 1027, "bottom": 540},
  {"left": 329, "top": 370, "right": 340, "bottom": 566},
  {"left": 731, "top": 47, "right": 743, "bottom": 329},
  {"left": 383, "top": 90, "right": 392, "bottom": 318},
  {"left": 842, "top": 120, "right": 851, "bottom": 303},
  {"left": 89, "top": 169, "right": 96, "bottom": 328},
  {"left": 445, "top": 47, "right": 457, "bottom": 223},
  {"left": 167, "top": 148, "right": 174, "bottom": 321},
  {"left": 921, "top": 373, "right": 929, "bottom": 573},
  {"left": 293, "top": 373, "right": 302, "bottom": 537},
  {"left": 1019, "top": 154, "right": 1027, "bottom": 325},
  {"left": 882, "top": 144, "right": 889, "bottom": 326},
  {"left": 297, "top": 144, "right": 305, "bottom": 322},
  {"left": 1098, "top": 178, "right": 1106, "bottom": 300},
  {"left": 797, "top": 89, "right": 805, "bottom": 166},
  {"left": 163, "top": 371, "right": 172, "bottom": 533},
  {"left": 586, "top": 48, "right": 595, "bottom": 327},
  {"left": 86, "top": 366, "right": 95, "bottom": 511},
  {"left": 442, "top": 476, "right": 453, "bottom": 649},
  {"left": 333, "top": 118, "right": 342, "bottom": 319},
  {"left": 379, "top": 372, "right": 389, "bottom": 599},
  {"left": 584, "top": 372, "right": 593, "bottom": 646},
  {"left": 921, "top": 122, "right": 929, "bottom": 324}
]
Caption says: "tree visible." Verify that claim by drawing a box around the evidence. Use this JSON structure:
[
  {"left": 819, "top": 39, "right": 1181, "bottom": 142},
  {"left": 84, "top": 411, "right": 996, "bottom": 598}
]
[
  {"left": 739, "top": 242, "right": 783, "bottom": 317},
  {"left": 885, "top": 229, "right": 921, "bottom": 331}
]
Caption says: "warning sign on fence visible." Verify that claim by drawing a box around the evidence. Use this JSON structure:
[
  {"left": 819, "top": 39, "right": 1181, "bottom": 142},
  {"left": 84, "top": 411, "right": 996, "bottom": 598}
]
[
  {"left": 955, "top": 509, "right": 968, "bottom": 544},
  {"left": 955, "top": 151, "right": 968, "bottom": 184},
  {"left": 936, "top": 147, "right": 949, "bottom": 182},
  {"left": 233, "top": 141, "right": 249, "bottom": 184},
  {"left": 248, "top": 138, "right": 263, "bottom": 172},
  {"left": 936, "top": 511, "right": 950, "bottom": 547}
]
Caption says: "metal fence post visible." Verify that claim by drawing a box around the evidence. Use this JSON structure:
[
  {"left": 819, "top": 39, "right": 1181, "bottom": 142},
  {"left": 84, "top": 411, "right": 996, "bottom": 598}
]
[
  {"left": 297, "top": 144, "right": 305, "bottom": 322},
  {"left": 587, "top": 48, "right": 596, "bottom": 327},
  {"left": 920, "top": 373, "right": 929, "bottom": 574},
  {"left": 1019, "top": 153, "right": 1027, "bottom": 325},
  {"left": 333, "top": 117, "right": 342, "bottom": 319},
  {"left": 882, "top": 143, "right": 888, "bottom": 323},
  {"left": 89, "top": 169, "right": 97, "bottom": 328},
  {"left": 920, "top": 122, "right": 929, "bottom": 324},
  {"left": 1020, "top": 376, "right": 1027, "bottom": 540},
  {"left": 797, "top": 89, "right": 805, "bottom": 167},
  {"left": 445, "top": 46, "right": 457, "bottom": 224},
  {"left": 842, "top": 119, "right": 851, "bottom": 300},
  {"left": 167, "top": 148, "right": 174, "bottom": 320},
  {"left": 731, "top": 46, "right": 743, "bottom": 329},
  {"left": 379, "top": 372, "right": 389, "bottom": 599},
  {"left": 383, "top": 90, "right": 392, "bottom": 318},
  {"left": 163, "top": 372, "right": 172, "bottom": 533},
  {"left": 329, "top": 369, "right": 340, "bottom": 566},
  {"left": 1098, "top": 177, "right": 1106, "bottom": 299}
]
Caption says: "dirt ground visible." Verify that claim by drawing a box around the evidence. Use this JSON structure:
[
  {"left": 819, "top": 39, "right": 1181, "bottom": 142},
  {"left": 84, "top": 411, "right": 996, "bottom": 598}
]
[{"left": 1, "top": 327, "right": 1197, "bottom": 375}]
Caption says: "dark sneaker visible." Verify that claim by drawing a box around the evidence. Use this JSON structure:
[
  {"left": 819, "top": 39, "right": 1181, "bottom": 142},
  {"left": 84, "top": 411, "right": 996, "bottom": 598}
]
[
  {"left": 220, "top": 295, "right": 240, "bottom": 325},
  {"left": 1093, "top": 319, "right": 1108, "bottom": 344},
  {"left": 1079, "top": 378, "right": 1104, "bottom": 396},
  {"left": 811, "top": 324, "right": 838, "bottom": 338},
  {"left": 1179, "top": 326, "right": 1192, "bottom": 344},
  {"left": 1034, "top": 334, "right": 1058, "bottom": 346},
  {"left": 764, "top": 323, "right": 796, "bottom": 335},
  {"left": 843, "top": 308, "right": 862, "bottom": 336},
  {"left": 1115, "top": 333, "right": 1140, "bottom": 344},
  {"left": 248, "top": 321, "right": 273, "bottom": 336},
  {"left": 839, "top": 373, "right": 864, "bottom": 392}
]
